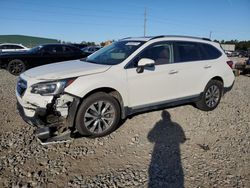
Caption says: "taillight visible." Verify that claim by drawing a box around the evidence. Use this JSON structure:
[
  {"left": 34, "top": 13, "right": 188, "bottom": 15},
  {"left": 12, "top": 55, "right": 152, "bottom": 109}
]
[{"left": 226, "top": 60, "right": 233, "bottom": 69}]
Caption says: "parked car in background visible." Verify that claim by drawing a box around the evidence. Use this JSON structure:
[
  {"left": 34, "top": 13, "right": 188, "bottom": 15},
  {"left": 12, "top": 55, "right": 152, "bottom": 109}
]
[
  {"left": 0, "top": 44, "right": 85, "bottom": 75},
  {"left": 0, "top": 43, "right": 29, "bottom": 53},
  {"left": 235, "top": 57, "right": 250, "bottom": 75},
  {"left": 81, "top": 46, "right": 102, "bottom": 56},
  {"left": 247, "top": 57, "right": 250, "bottom": 65},
  {"left": 71, "top": 43, "right": 88, "bottom": 49},
  {"left": 231, "top": 50, "right": 248, "bottom": 57},
  {"left": 16, "top": 36, "right": 235, "bottom": 142},
  {"left": 224, "top": 50, "right": 232, "bottom": 57}
]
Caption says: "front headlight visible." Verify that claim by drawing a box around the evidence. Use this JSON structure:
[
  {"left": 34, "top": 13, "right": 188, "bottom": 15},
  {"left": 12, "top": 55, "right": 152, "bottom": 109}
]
[{"left": 31, "top": 79, "right": 75, "bottom": 96}]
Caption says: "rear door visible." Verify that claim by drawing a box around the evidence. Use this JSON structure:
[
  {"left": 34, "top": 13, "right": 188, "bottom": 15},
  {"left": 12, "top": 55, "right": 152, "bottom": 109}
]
[{"left": 171, "top": 41, "right": 222, "bottom": 97}]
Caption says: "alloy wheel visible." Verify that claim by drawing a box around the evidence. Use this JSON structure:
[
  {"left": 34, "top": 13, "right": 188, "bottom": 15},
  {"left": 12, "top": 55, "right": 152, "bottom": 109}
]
[
  {"left": 9, "top": 61, "right": 25, "bottom": 75},
  {"left": 205, "top": 85, "right": 220, "bottom": 108},
  {"left": 84, "top": 100, "right": 115, "bottom": 134}
]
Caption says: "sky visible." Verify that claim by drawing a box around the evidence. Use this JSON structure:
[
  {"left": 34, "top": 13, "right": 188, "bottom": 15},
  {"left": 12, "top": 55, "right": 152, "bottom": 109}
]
[{"left": 0, "top": 0, "right": 250, "bottom": 43}]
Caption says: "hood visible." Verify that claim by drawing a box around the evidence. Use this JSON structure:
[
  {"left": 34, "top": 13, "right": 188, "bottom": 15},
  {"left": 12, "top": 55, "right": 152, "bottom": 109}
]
[{"left": 22, "top": 60, "right": 111, "bottom": 80}]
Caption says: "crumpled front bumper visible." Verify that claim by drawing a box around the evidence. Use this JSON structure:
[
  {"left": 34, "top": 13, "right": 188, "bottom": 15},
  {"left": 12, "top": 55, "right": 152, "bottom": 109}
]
[
  {"left": 17, "top": 101, "right": 46, "bottom": 127},
  {"left": 16, "top": 91, "right": 81, "bottom": 142}
]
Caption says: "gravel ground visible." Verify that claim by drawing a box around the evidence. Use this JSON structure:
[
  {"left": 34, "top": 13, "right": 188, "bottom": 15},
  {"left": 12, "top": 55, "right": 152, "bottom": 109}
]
[{"left": 0, "top": 65, "right": 249, "bottom": 187}]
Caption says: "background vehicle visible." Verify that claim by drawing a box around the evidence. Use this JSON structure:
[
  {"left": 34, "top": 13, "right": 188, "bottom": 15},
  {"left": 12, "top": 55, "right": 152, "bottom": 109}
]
[
  {"left": 224, "top": 50, "right": 232, "bottom": 57},
  {"left": 0, "top": 43, "right": 29, "bottom": 53},
  {"left": 81, "top": 46, "right": 102, "bottom": 56},
  {"left": 16, "top": 36, "right": 235, "bottom": 142},
  {"left": 71, "top": 43, "right": 88, "bottom": 49},
  {"left": 235, "top": 57, "right": 250, "bottom": 74},
  {"left": 0, "top": 44, "right": 85, "bottom": 75},
  {"left": 231, "top": 50, "right": 248, "bottom": 57}
]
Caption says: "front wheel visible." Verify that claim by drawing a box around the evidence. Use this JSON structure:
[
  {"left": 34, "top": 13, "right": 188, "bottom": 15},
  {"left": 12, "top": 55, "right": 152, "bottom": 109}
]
[
  {"left": 7, "top": 59, "right": 26, "bottom": 75},
  {"left": 75, "top": 92, "right": 121, "bottom": 137},
  {"left": 196, "top": 80, "right": 223, "bottom": 111}
]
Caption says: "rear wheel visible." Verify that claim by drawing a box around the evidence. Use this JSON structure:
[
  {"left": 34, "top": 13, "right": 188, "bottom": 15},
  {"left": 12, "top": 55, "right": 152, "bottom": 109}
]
[
  {"left": 75, "top": 92, "right": 121, "bottom": 137},
  {"left": 7, "top": 59, "right": 26, "bottom": 75},
  {"left": 196, "top": 80, "right": 223, "bottom": 111}
]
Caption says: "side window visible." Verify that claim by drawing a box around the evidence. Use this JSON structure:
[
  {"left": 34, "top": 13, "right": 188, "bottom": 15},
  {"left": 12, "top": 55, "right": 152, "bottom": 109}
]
[
  {"left": 138, "top": 42, "right": 172, "bottom": 66},
  {"left": 40, "top": 46, "right": 61, "bottom": 54},
  {"left": 173, "top": 42, "right": 202, "bottom": 63},
  {"left": 83, "top": 47, "right": 90, "bottom": 52},
  {"left": 40, "top": 46, "right": 47, "bottom": 54},
  {"left": 201, "top": 43, "right": 222, "bottom": 60},
  {"left": 46, "top": 46, "right": 63, "bottom": 54},
  {"left": 13, "top": 45, "right": 24, "bottom": 49},
  {"left": 54, "top": 46, "right": 63, "bottom": 54},
  {"left": 7, "top": 45, "right": 22, "bottom": 49},
  {"left": 7, "top": 45, "right": 15, "bottom": 49},
  {"left": 63, "top": 46, "right": 73, "bottom": 53},
  {"left": 72, "top": 46, "right": 81, "bottom": 53},
  {"left": 41, "top": 46, "right": 51, "bottom": 54},
  {"left": 1, "top": 45, "right": 10, "bottom": 49}
]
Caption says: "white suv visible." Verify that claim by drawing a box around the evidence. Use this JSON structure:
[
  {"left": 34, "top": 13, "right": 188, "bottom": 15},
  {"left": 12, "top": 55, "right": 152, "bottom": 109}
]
[
  {"left": 16, "top": 36, "right": 235, "bottom": 139},
  {"left": 0, "top": 43, "right": 29, "bottom": 53}
]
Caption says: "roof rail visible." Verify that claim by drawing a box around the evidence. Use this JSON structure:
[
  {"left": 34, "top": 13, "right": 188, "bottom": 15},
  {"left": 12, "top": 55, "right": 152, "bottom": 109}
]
[
  {"left": 150, "top": 35, "right": 211, "bottom": 41},
  {"left": 201, "top": 37, "right": 211, "bottom": 41},
  {"left": 119, "top": 37, "right": 132, "bottom": 41}
]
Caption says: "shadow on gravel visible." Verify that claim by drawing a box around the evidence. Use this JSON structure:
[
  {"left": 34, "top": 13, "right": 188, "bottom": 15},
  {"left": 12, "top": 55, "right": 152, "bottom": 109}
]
[{"left": 148, "top": 110, "right": 186, "bottom": 188}]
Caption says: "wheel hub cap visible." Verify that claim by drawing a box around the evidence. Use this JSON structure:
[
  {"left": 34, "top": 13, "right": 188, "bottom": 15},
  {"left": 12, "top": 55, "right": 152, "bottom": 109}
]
[
  {"left": 84, "top": 101, "right": 115, "bottom": 134},
  {"left": 205, "top": 85, "right": 220, "bottom": 108}
]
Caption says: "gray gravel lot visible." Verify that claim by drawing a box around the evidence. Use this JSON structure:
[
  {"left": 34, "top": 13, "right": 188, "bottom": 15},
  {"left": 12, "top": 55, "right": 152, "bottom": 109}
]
[{"left": 0, "top": 67, "right": 249, "bottom": 187}]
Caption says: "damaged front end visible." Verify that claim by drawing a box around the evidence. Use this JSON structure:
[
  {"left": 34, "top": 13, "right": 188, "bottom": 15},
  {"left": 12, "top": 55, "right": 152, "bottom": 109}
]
[{"left": 16, "top": 77, "right": 80, "bottom": 144}]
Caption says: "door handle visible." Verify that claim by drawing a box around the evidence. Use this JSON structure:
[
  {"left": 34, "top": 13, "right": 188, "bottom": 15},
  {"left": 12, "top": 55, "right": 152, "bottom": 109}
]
[
  {"left": 204, "top": 65, "right": 212, "bottom": 69},
  {"left": 169, "top": 70, "right": 178, "bottom": 74}
]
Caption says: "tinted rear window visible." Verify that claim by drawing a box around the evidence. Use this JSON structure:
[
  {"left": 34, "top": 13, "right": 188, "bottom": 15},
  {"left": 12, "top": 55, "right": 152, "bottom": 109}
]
[
  {"left": 200, "top": 43, "right": 222, "bottom": 60},
  {"left": 173, "top": 42, "right": 202, "bottom": 63},
  {"left": 173, "top": 41, "right": 222, "bottom": 63}
]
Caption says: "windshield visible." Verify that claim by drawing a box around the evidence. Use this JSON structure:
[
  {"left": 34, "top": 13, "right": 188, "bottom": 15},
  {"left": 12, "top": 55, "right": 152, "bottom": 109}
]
[
  {"left": 85, "top": 41, "right": 145, "bottom": 65},
  {"left": 29, "top": 46, "right": 42, "bottom": 53}
]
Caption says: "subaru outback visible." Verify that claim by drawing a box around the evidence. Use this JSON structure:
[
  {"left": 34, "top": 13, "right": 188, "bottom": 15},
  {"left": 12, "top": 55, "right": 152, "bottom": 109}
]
[{"left": 16, "top": 36, "right": 235, "bottom": 140}]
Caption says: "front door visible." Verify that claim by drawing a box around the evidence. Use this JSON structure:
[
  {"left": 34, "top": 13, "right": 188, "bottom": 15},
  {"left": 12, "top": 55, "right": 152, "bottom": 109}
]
[{"left": 126, "top": 42, "right": 180, "bottom": 108}]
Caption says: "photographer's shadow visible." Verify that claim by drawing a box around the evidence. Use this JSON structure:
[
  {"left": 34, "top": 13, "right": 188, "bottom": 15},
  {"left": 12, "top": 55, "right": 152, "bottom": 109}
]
[{"left": 148, "top": 110, "right": 186, "bottom": 188}]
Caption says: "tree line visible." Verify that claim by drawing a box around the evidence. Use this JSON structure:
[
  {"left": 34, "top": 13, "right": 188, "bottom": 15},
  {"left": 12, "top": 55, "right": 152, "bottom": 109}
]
[{"left": 214, "top": 40, "right": 250, "bottom": 51}]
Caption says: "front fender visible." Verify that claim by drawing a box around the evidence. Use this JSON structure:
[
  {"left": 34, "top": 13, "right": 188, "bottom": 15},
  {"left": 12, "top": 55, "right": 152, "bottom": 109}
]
[{"left": 64, "top": 69, "right": 129, "bottom": 107}]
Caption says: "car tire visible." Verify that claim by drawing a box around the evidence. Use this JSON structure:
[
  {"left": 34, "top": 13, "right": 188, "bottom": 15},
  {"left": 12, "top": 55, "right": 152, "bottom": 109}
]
[
  {"left": 75, "top": 92, "right": 121, "bottom": 137},
  {"left": 7, "top": 59, "right": 26, "bottom": 76},
  {"left": 196, "top": 80, "right": 223, "bottom": 111}
]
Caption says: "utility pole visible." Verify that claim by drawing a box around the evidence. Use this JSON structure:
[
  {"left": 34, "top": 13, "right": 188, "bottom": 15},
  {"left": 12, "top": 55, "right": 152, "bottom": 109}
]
[
  {"left": 209, "top": 31, "right": 212, "bottom": 39},
  {"left": 144, "top": 8, "right": 147, "bottom": 37}
]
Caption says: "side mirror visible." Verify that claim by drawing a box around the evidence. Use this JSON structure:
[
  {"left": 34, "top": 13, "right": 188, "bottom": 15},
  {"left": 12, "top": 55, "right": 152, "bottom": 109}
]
[
  {"left": 136, "top": 58, "right": 155, "bottom": 73},
  {"left": 138, "top": 58, "right": 155, "bottom": 67}
]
